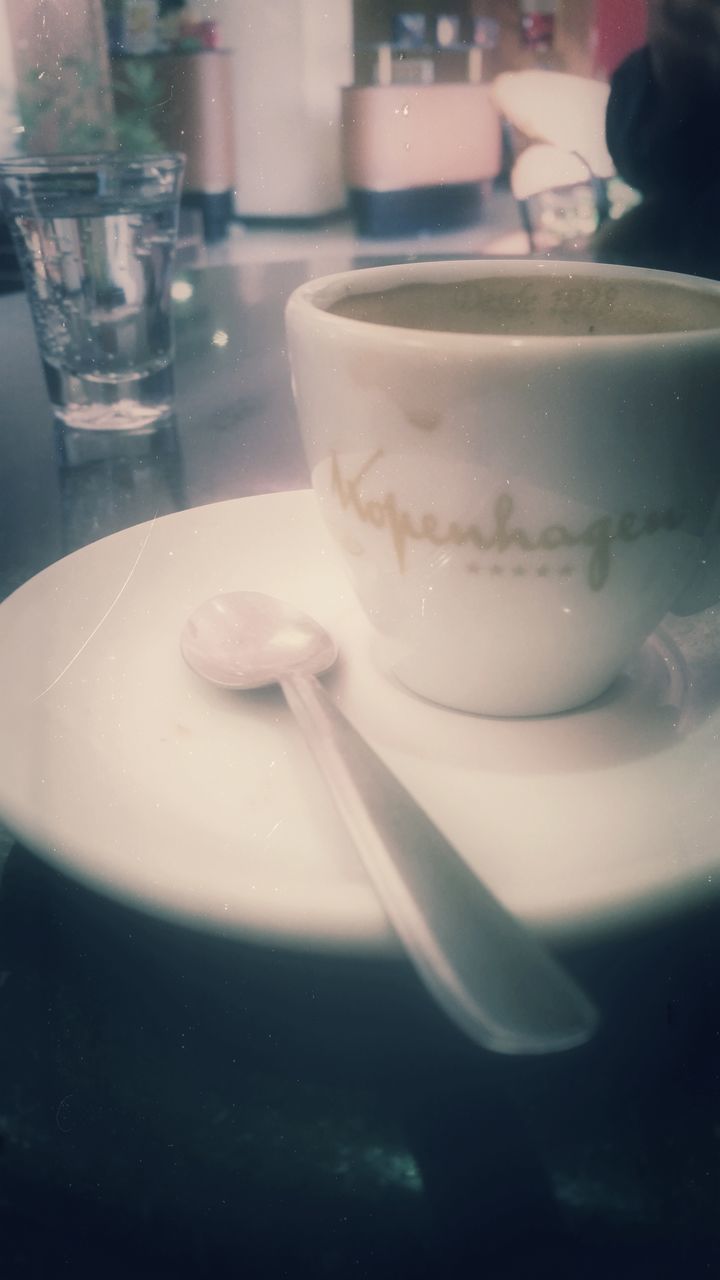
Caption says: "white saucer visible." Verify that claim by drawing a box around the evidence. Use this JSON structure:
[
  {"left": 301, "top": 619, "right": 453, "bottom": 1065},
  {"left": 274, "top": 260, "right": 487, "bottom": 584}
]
[{"left": 1, "top": 490, "right": 719, "bottom": 954}]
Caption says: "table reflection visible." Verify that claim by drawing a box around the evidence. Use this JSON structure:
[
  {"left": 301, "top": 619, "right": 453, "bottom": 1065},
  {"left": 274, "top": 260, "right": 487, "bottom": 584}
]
[{"left": 55, "top": 415, "right": 187, "bottom": 557}]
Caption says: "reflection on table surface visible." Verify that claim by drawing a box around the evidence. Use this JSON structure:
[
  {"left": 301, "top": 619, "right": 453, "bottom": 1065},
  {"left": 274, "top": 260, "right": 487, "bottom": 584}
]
[
  {"left": 0, "top": 260, "right": 314, "bottom": 602},
  {"left": 0, "top": 259, "right": 719, "bottom": 1277}
]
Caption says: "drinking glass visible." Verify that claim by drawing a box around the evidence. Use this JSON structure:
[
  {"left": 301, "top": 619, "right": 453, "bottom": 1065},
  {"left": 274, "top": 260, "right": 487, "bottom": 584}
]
[{"left": 0, "top": 152, "right": 185, "bottom": 430}]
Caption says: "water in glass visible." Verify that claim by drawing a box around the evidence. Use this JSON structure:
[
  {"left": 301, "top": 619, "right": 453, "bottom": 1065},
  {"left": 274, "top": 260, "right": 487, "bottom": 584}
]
[{"left": 12, "top": 196, "right": 178, "bottom": 430}]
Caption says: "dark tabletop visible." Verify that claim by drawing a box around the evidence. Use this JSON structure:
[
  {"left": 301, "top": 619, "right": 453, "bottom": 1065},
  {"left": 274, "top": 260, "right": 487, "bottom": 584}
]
[{"left": 1, "top": 260, "right": 719, "bottom": 1279}]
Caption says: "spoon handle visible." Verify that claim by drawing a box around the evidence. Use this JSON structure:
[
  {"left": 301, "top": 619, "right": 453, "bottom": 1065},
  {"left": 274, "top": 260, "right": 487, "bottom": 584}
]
[{"left": 281, "top": 672, "right": 598, "bottom": 1055}]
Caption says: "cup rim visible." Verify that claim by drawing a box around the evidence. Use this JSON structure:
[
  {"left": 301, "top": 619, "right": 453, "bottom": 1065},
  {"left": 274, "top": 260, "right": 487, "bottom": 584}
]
[
  {"left": 0, "top": 151, "right": 186, "bottom": 176},
  {"left": 286, "top": 258, "right": 720, "bottom": 347}
]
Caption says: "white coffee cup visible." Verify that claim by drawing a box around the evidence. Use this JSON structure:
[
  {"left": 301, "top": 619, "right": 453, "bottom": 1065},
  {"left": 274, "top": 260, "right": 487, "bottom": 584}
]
[{"left": 286, "top": 260, "right": 720, "bottom": 716}]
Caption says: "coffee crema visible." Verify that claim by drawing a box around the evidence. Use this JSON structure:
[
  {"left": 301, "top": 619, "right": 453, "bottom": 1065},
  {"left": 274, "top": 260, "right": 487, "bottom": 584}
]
[{"left": 327, "top": 275, "right": 720, "bottom": 337}]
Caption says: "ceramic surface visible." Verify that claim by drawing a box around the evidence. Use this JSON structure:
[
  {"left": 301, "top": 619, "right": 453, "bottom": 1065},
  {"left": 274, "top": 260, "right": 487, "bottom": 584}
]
[
  {"left": 0, "top": 491, "right": 719, "bottom": 953},
  {"left": 286, "top": 260, "right": 720, "bottom": 715}
]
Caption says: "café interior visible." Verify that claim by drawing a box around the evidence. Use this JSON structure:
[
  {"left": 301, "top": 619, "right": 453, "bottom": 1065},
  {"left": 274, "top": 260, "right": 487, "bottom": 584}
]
[
  {"left": 2, "top": 1, "right": 720, "bottom": 1278},
  {"left": 1, "top": 0, "right": 649, "bottom": 277}
]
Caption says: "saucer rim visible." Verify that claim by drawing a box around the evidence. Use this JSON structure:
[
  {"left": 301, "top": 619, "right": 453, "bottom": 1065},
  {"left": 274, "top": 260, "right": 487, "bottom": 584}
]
[{"left": 0, "top": 489, "right": 717, "bottom": 953}]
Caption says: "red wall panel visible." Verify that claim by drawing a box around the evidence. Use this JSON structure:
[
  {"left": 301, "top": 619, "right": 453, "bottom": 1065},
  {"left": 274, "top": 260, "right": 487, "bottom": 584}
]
[{"left": 593, "top": 0, "right": 648, "bottom": 78}]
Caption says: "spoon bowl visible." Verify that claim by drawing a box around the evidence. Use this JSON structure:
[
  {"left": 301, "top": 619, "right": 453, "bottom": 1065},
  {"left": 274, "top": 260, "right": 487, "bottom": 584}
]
[{"left": 181, "top": 591, "right": 337, "bottom": 689}]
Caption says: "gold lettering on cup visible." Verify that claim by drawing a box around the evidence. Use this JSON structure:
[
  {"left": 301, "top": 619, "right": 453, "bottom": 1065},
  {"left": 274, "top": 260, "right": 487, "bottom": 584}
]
[{"left": 329, "top": 451, "right": 684, "bottom": 590}]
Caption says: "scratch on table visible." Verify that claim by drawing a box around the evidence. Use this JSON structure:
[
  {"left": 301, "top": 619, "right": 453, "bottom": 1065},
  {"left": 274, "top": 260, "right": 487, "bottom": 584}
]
[
  {"left": 55, "top": 1093, "right": 74, "bottom": 1133},
  {"left": 33, "top": 513, "right": 159, "bottom": 702}
]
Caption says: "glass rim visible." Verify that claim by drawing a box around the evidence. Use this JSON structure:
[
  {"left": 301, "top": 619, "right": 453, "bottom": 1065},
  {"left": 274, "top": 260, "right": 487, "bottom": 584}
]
[{"left": 0, "top": 151, "right": 185, "bottom": 176}]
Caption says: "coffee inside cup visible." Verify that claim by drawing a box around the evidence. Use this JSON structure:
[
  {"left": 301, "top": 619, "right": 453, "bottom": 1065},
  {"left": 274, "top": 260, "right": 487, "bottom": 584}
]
[{"left": 327, "top": 274, "right": 720, "bottom": 337}]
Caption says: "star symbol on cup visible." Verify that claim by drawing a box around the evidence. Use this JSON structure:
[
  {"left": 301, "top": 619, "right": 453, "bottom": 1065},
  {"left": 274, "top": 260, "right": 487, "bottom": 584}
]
[{"left": 512, "top": 565, "right": 526, "bottom": 577}]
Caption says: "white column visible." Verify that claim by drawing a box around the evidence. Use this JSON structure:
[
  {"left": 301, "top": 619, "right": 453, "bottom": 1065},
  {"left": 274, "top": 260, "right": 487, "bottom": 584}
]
[{"left": 210, "top": 0, "right": 353, "bottom": 217}]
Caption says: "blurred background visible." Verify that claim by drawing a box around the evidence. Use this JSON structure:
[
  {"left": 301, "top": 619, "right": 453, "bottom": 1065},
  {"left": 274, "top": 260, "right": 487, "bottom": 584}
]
[{"left": 0, "top": 0, "right": 648, "bottom": 285}]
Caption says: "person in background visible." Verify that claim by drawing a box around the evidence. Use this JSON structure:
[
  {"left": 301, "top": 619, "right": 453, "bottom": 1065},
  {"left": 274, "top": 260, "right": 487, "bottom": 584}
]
[{"left": 593, "top": 0, "right": 720, "bottom": 278}]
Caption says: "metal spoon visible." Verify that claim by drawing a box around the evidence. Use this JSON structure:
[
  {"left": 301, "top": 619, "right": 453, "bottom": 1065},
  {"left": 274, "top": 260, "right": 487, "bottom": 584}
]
[{"left": 181, "top": 591, "right": 598, "bottom": 1054}]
